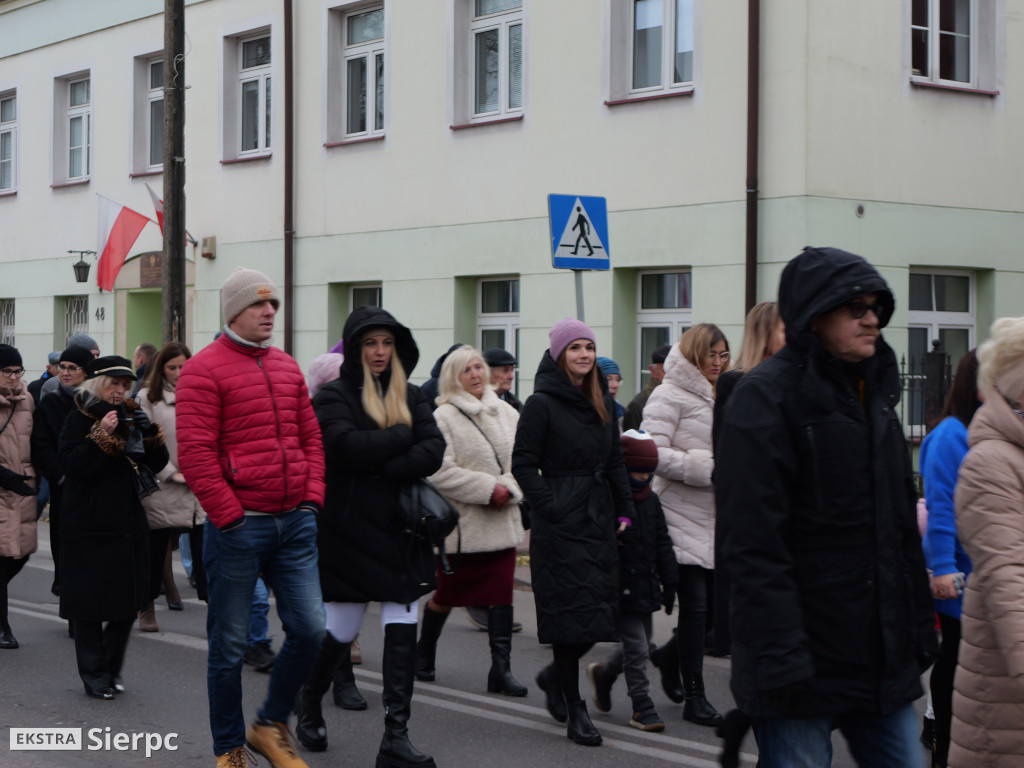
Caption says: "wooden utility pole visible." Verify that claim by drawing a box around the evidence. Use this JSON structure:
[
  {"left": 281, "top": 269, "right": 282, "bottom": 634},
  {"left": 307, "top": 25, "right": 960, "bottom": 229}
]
[{"left": 162, "top": 0, "right": 186, "bottom": 343}]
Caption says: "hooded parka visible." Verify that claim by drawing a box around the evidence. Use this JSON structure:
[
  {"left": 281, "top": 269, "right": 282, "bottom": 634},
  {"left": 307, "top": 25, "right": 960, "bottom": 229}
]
[
  {"left": 949, "top": 392, "right": 1024, "bottom": 767},
  {"left": 641, "top": 344, "right": 716, "bottom": 569},
  {"left": 58, "top": 395, "right": 168, "bottom": 621},
  {"left": 511, "top": 351, "right": 634, "bottom": 645},
  {"left": 717, "top": 247, "right": 937, "bottom": 718},
  {"left": 0, "top": 383, "right": 36, "bottom": 559},
  {"left": 313, "top": 307, "right": 445, "bottom": 605}
]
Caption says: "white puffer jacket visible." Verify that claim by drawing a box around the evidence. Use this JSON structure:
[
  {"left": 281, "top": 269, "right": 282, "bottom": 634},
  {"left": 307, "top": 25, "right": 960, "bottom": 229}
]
[
  {"left": 430, "top": 387, "right": 524, "bottom": 554},
  {"left": 641, "top": 343, "right": 716, "bottom": 568}
]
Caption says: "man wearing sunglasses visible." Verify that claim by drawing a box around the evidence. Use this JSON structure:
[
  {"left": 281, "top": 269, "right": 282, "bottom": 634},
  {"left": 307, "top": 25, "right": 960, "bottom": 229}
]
[{"left": 716, "top": 247, "right": 937, "bottom": 767}]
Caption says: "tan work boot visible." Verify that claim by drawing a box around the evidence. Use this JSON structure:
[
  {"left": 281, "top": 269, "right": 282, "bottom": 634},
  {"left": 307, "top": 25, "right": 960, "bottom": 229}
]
[
  {"left": 215, "top": 745, "right": 256, "bottom": 767},
  {"left": 246, "top": 719, "right": 308, "bottom": 768},
  {"left": 138, "top": 601, "right": 159, "bottom": 632}
]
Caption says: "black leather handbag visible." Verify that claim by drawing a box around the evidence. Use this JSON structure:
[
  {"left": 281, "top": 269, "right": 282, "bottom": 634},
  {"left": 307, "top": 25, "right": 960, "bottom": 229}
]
[{"left": 398, "top": 479, "right": 460, "bottom": 574}]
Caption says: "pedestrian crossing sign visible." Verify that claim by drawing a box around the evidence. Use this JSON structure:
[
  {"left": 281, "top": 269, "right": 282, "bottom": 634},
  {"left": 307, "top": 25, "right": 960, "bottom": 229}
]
[{"left": 548, "top": 194, "right": 610, "bottom": 270}]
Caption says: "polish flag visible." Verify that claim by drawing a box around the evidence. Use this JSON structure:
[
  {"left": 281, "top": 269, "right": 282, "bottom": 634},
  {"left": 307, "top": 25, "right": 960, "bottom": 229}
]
[
  {"left": 146, "top": 183, "right": 164, "bottom": 234},
  {"left": 96, "top": 195, "right": 151, "bottom": 292}
]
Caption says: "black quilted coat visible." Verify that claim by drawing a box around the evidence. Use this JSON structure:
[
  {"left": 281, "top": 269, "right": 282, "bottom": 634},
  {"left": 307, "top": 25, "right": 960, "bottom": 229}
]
[
  {"left": 512, "top": 351, "right": 634, "bottom": 644},
  {"left": 717, "top": 247, "right": 938, "bottom": 718},
  {"left": 313, "top": 307, "right": 445, "bottom": 605},
  {"left": 618, "top": 491, "right": 678, "bottom": 614}
]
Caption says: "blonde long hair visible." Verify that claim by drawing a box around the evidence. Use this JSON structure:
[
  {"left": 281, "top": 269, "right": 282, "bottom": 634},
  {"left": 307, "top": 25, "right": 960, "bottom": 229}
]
[
  {"left": 733, "top": 302, "right": 781, "bottom": 373},
  {"left": 361, "top": 330, "right": 413, "bottom": 428},
  {"left": 679, "top": 323, "right": 730, "bottom": 371}
]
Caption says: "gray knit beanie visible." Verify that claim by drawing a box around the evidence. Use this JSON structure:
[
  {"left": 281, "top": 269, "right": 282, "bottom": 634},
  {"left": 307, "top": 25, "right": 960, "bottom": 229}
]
[{"left": 222, "top": 267, "right": 280, "bottom": 325}]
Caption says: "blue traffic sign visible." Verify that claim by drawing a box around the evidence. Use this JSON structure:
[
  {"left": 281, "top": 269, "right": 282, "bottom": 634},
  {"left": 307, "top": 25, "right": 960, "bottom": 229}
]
[{"left": 548, "top": 194, "right": 610, "bottom": 270}]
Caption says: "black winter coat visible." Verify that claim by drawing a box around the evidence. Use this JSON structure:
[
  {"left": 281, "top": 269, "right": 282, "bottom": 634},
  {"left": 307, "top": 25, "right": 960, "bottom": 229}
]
[
  {"left": 618, "top": 490, "right": 677, "bottom": 614},
  {"left": 313, "top": 307, "right": 445, "bottom": 605},
  {"left": 512, "top": 351, "right": 634, "bottom": 644},
  {"left": 31, "top": 384, "right": 77, "bottom": 521},
  {"left": 57, "top": 397, "right": 168, "bottom": 622},
  {"left": 717, "top": 247, "right": 937, "bottom": 718}
]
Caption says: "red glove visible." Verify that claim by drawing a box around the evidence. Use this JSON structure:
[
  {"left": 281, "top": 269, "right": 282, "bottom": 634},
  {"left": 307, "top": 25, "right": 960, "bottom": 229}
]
[{"left": 489, "top": 483, "right": 511, "bottom": 509}]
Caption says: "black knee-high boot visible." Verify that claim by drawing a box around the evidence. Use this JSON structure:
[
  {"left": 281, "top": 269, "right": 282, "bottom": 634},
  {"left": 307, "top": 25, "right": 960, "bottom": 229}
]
[
  {"left": 332, "top": 638, "right": 367, "bottom": 710},
  {"left": 295, "top": 634, "right": 348, "bottom": 751},
  {"left": 414, "top": 607, "right": 449, "bottom": 682},
  {"left": 486, "top": 605, "right": 527, "bottom": 696},
  {"left": 378, "top": 623, "right": 435, "bottom": 768}
]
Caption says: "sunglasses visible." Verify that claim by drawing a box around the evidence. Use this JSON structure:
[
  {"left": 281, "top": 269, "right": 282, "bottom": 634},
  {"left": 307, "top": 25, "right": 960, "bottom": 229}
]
[{"left": 844, "top": 300, "right": 883, "bottom": 320}]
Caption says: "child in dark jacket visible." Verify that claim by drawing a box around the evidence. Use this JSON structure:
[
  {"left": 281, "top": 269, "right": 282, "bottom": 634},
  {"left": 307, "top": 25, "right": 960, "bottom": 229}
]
[{"left": 586, "top": 430, "right": 678, "bottom": 731}]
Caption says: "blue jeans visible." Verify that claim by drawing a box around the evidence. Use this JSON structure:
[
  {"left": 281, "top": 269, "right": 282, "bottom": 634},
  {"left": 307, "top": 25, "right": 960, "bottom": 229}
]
[
  {"left": 247, "top": 577, "right": 270, "bottom": 647},
  {"left": 756, "top": 702, "right": 926, "bottom": 768},
  {"left": 204, "top": 509, "right": 325, "bottom": 756}
]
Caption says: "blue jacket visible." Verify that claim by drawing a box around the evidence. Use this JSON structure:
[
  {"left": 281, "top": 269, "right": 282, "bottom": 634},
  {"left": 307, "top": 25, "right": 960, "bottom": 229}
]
[{"left": 920, "top": 416, "right": 974, "bottom": 619}]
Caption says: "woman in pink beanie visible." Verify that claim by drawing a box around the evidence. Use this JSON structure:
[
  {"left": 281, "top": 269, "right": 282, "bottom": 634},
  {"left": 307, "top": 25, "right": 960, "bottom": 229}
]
[{"left": 512, "top": 318, "right": 634, "bottom": 747}]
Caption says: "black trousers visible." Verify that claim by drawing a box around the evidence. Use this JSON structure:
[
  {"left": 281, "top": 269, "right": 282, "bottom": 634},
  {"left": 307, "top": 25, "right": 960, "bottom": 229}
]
[
  {"left": 930, "top": 612, "right": 961, "bottom": 765},
  {"left": 0, "top": 555, "right": 29, "bottom": 625},
  {"left": 73, "top": 619, "right": 133, "bottom": 692},
  {"left": 675, "top": 564, "right": 710, "bottom": 675}
]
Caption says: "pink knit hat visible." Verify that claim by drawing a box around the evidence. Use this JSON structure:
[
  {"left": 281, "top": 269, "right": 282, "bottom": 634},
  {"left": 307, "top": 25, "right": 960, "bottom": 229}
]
[{"left": 549, "top": 318, "right": 596, "bottom": 362}]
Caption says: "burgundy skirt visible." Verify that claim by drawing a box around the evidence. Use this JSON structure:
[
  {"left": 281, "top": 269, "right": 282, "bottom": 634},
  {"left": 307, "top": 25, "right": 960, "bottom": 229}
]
[{"left": 432, "top": 547, "right": 516, "bottom": 607}]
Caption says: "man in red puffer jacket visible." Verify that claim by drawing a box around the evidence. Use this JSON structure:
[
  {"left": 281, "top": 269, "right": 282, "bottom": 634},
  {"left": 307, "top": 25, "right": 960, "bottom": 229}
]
[{"left": 178, "top": 266, "right": 325, "bottom": 768}]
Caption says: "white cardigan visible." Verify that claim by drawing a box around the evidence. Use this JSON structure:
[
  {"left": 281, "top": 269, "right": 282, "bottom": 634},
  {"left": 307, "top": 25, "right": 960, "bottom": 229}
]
[
  {"left": 641, "top": 343, "right": 716, "bottom": 568},
  {"left": 430, "top": 387, "right": 525, "bottom": 554}
]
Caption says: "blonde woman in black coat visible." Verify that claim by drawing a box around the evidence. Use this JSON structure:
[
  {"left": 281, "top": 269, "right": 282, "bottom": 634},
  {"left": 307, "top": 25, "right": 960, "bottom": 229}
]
[
  {"left": 58, "top": 356, "right": 167, "bottom": 699},
  {"left": 512, "top": 318, "right": 633, "bottom": 747}
]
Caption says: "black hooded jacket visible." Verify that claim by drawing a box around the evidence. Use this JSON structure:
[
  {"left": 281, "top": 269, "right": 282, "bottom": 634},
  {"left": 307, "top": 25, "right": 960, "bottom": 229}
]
[
  {"left": 717, "top": 247, "right": 937, "bottom": 718},
  {"left": 313, "top": 306, "right": 446, "bottom": 604},
  {"left": 512, "top": 350, "right": 634, "bottom": 644}
]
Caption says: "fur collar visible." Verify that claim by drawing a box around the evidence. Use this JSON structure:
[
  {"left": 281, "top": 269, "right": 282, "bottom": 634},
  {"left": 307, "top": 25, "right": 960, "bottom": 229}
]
[{"left": 443, "top": 385, "right": 501, "bottom": 417}]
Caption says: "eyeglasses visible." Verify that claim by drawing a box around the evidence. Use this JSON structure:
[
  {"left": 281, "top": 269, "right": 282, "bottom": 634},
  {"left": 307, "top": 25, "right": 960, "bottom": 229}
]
[
  {"left": 59, "top": 364, "right": 82, "bottom": 373},
  {"left": 845, "top": 300, "right": 882, "bottom": 320},
  {"left": 0, "top": 368, "right": 25, "bottom": 378},
  {"left": 705, "top": 351, "right": 730, "bottom": 362}
]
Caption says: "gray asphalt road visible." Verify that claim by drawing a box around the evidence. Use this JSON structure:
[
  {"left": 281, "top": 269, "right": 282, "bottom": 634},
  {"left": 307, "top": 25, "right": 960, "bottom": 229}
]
[{"left": 0, "top": 526, "right": 887, "bottom": 767}]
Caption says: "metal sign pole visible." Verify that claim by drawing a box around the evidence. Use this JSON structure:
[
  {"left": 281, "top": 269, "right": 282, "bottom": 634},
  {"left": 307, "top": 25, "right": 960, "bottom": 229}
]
[{"left": 574, "top": 269, "right": 585, "bottom": 322}]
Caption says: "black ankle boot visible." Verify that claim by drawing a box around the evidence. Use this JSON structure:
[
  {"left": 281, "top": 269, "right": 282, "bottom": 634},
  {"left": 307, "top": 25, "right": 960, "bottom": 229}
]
[
  {"left": 535, "top": 663, "right": 567, "bottom": 723},
  {"left": 682, "top": 673, "right": 724, "bottom": 727},
  {"left": 295, "top": 634, "right": 347, "bottom": 751},
  {"left": 566, "top": 699, "right": 602, "bottom": 746},
  {"left": 378, "top": 623, "right": 436, "bottom": 768},
  {"left": 486, "top": 606, "right": 527, "bottom": 697},
  {"left": 585, "top": 662, "right": 618, "bottom": 713},
  {"left": 650, "top": 640, "right": 684, "bottom": 703},
  {"left": 0, "top": 620, "right": 18, "bottom": 650},
  {"left": 332, "top": 640, "right": 367, "bottom": 711},
  {"left": 414, "top": 607, "right": 449, "bottom": 683}
]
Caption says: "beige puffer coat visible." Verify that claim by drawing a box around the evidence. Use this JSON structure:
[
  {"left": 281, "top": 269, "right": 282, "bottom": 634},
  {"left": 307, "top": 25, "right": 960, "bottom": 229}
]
[
  {"left": 949, "top": 391, "right": 1024, "bottom": 767},
  {"left": 0, "top": 383, "right": 36, "bottom": 559},
  {"left": 137, "top": 387, "right": 207, "bottom": 530},
  {"left": 430, "top": 387, "right": 524, "bottom": 554},
  {"left": 641, "top": 343, "right": 716, "bottom": 568}
]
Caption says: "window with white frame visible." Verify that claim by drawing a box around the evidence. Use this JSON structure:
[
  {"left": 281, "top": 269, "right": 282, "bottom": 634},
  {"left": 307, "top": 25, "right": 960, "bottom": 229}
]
[
  {"left": 147, "top": 58, "right": 164, "bottom": 168},
  {"left": 239, "top": 34, "right": 272, "bottom": 154},
  {"left": 910, "top": 0, "right": 998, "bottom": 91},
  {"left": 0, "top": 300, "right": 13, "bottom": 346},
  {"left": 452, "top": 1, "right": 524, "bottom": 125},
  {"left": 67, "top": 77, "right": 91, "bottom": 181},
  {"left": 478, "top": 277, "right": 520, "bottom": 390},
  {"left": 609, "top": 0, "right": 694, "bottom": 102},
  {"left": 907, "top": 270, "right": 974, "bottom": 368},
  {"left": 0, "top": 92, "right": 15, "bottom": 192},
  {"left": 351, "top": 282, "right": 382, "bottom": 308},
  {"left": 341, "top": 5, "right": 385, "bottom": 139},
  {"left": 637, "top": 270, "right": 691, "bottom": 390}
]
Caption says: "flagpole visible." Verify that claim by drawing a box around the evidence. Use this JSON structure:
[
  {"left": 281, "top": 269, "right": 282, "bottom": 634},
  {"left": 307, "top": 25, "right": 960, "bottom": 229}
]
[{"left": 162, "top": 0, "right": 186, "bottom": 344}]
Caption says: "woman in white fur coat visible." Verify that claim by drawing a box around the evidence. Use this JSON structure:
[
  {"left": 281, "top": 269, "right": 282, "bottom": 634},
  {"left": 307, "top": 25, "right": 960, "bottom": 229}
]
[
  {"left": 641, "top": 323, "right": 729, "bottom": 727},
  {"left": 415, "top": 345, "right": 527, "bottom": 697}
]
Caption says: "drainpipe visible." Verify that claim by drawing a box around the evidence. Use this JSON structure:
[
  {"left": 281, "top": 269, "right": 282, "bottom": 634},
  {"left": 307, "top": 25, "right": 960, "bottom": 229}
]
[
  {"left": 283, "top": 0, "right": 295, "bottom": 354},
  {"left": 745, "top": 0, "right": 760, "bottom": 312}
]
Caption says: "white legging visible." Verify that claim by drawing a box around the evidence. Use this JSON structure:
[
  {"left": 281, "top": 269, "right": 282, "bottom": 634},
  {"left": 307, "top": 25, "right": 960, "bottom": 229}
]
[{"left": 324, "top": 601, "right": 419, "bottom": 644}]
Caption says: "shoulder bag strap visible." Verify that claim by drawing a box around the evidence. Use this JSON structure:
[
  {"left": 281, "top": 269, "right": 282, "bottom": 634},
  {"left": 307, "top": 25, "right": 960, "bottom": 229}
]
[{"left": 452, "top": 405, "right": 504, "bottom": 474}]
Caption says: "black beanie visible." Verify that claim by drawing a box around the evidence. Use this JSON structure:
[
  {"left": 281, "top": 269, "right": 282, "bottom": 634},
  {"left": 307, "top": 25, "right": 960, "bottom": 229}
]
[
  {"left": 60, "top": 347, "right": 94, "bottom": 369},
  {"left": 0, "top": 344, "right": 22, "bottom": 370}
]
